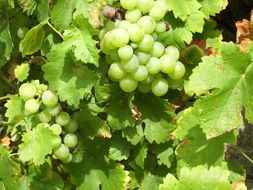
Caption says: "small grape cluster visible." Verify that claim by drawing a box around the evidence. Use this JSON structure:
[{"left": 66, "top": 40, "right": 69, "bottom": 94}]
[
  {"left": 18, "top": 81, "right": 83, "bottom": 163},
  {"left": 100, "top": 0, "right": 186, "bottom": 96}
]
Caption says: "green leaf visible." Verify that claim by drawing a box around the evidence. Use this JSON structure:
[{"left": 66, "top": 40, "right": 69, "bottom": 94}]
[
  {"left": 133, "top": 143, "right": 147, "bottom": 168},
  {"left": 4, "top": 96, "right": 24, "bottom": 122},
  {"left": 18, "top": 0, "right": 37, "bottom": 15},
  {"left": 153, "top": 142, "right": 174, "bottom": 168},
  {"left": 201, "top": 0, "right": 228, "bottom": 18},
  {"left": 134, "top": 96, "right": 174, "bottom": 144},
  {"left": 36, "top": 0, "right": 49, "bottom": 22},
  {"left": 18, "top": 124, "right": 58, "bottom": 165},
  {"left": 19, "top": 19, "right": 48, "bottom": 56},
  {"left": 166, "top": 0, "right": 190, "bottom": 21},
  {"left": 65, "top": 139, "right": 129, "bottom": 190},
  {"left": 185, "top": 42, "right": 253, "bottom": 138},
  {"left": 122, "top": 125, "right": 144, "bottom": 145},
  {"left": 50, "top": 0, "right": 76, "bottom": 31},
  {"left": 174, "top": 107, "right": 236, "bottom": 168},
  {"left": 14, "top": 62, "right": 30, "bottom": 82},
  {"left": 185, "top": 10, "right": 205, "bottom": 33},
  {"left": 159, "top": 165, "right": 232, "bottom": 190},
  {"left": 109, "top": 135, "right": 131, "bottom": 161},
  {"left": 43, "top": 50, "right": 97, "bottom": 107},
  {"left": 0, "top": 17, "right": 14, "bottom": 68},
  {"left": 139, "top": 175, "right": 162, "bottom": 190}
]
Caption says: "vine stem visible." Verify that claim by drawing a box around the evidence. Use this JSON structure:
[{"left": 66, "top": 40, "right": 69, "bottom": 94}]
[
  {"left": 47, "top": 21, "right": 64, "bottom": 39},
  {"left": 240, "top": 150, "right": 253, "bottom": 165},
  {"left": 0, "top": 95, "right": 9, "bottom": 101}
]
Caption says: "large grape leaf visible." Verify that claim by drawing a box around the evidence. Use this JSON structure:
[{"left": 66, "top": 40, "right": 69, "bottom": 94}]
[
  {"left": 185, "top": 42, "right": 253, "bottom": 138},
  {"left": 159, "top": 165, "right": 232, "bottom": 190},
  {"left": 200, "top": 0, "right": 228, "bottom": 18},
  {"left": 18, "top": 124, "right": 58, "bottom": 165},
  {"left": 166, "top": 0, "right": 190, "bottom": 21},
  {"left": 65, "top": 138, "right": 129, "bottom": 190},
  {"left": 174, "top": 107, "right": 236, "bottom": 169},
  {"left": 4, "top": 95, "right": 24, "bottom": 122},
  {"left": 139, "top": 175, "right": 162, "bottom": 190},
  {"left": 134, "top": 95, "right": 175, "bottom": 144}
]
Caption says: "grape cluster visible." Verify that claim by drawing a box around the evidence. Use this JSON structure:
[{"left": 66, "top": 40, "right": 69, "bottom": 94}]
[
  {"left": 100, "top": 0, "right": 186, "bottom": 96},
  {"left": 18, "top": 81, "right": 83, "bottom": 163}
]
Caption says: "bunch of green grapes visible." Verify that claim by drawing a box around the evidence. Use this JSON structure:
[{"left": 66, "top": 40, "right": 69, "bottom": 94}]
[
  {"left": 18, "top": 81, "right": 83, "bottom": 163},
  {"left": 100, "top": 0, "right": 185, "bottom": 96}
]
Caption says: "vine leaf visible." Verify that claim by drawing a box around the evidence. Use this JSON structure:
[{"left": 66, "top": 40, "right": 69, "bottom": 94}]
[
  {"left": 185, "top": 42, "right": 253, "bottom": 138},
  {"left": 14, "top": 62, "right": 30, "bottom": 82},
  {"left": 200, "top": 0, "right": 228, "bottom": 18},
  {"left": 159, "top": 165, "right": 232, "bottom": 190},
  {"left": 18, "top": 124, "right": 58, "bottom": 165},
  {"left": 4, "top": 96, "right": 24, "bottom": 122}
]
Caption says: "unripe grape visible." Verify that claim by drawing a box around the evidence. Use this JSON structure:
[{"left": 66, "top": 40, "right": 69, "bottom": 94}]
[
  {"left": 55, "top": 112, "right": 71, "bottom": 126},
  {"left": 125, "top": 9, "right": 142, "bottom": 23},
  {"left": 38, "top": 111, "right": 52, "bottom": 123},
  {"left": 168, "top": 61, "right": 185, "bottom": 80},
  {"left": 160, "top": 54, "right": 177, "bottom": 74},
  {"left": 136, "top": 51, "right": 151, "bottom": 65},
  {"left": 42, "top": 90, "right": 58, "bottom": 107},
  {"left": 110, "top": 28, "right": 129, "bottom": 47},
  {"left": 127, "top": 24, "right": 144, "bottom": 42},
  {"left": 165, "top": 46, "right": 180, "bottom": 60},
  {"left": 51, "top": 136, "right": 62, "bottom": 149},
  {"left": 117, "top": 20, "right": 131, "bottom": 30},
  {"left": 110, "top": 49, "right": 121, "bottom": 62},
  {"left": 46, "top": 103, "right": 62, "bottom": 116},
  {"left": 151, "top": 41, "right": 165, "bottom": 58},
  {"left": 62, "top": 153, "right": 73, "bottom": 163},
  {"left": 64, "top": 134, "right": 78, "bottom": 148},
  {"left": 72, "top": 152, "right": 83, "bottom": 163},
  {"left": 17, "top": 26, "right": 29, "bottom": 39},
  {"left": 149, "top": 4, "right": 167, "bottom": 21},
  {"left": 102, "top": 6, "right": 116, "bottom": 19},
  {"left": 19, "top": 83, "right": 37, "bottom": 100},
  {"left": 137, "top": 16, "right": 156, "bottom": 34},
  {"left": 137, "top": 0, "right": 155, "bottom": 14},
  {"left": 53, "top": 144, "right": 69, "bottom": 160},
  {"left": 121, "top": 55, "right": 139, "bottom": 73},
  {"left": 138, "top": 34, "right": 154, "bottom": 52},
  {"left": 118, "top": 45, "right": 133, "bottom": 61},
  {"left": 64, "top": 119, "right": 78, "bottom": 133},
  {"left": 25, "top": 99, "right": 40, "bottom": 114},
  {"left": 151, "top": 78, "right": 169, "bottom": 96},
  {"left": 108, "top": 62, "right": 126, "bottom": 80},
  {"left": 119, "top": 76, "right": 138, "bottom": 92},
  {"left": 120, "top": 0, "right": 138, "bottom": 10},
  {"left": 50, "top": 124, "right": 62, "bottom": 135},
  {"left": 155, "top": 22, "right": 167, "bottom": 33},
  {"left": 132, "top": 65, "right": 148, "bottom": 81},
  {"left": 146, "top": 57, "right": 160, "bottom": 74}
]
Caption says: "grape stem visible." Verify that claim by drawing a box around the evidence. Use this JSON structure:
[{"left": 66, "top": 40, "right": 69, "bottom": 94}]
[
  {"left": 0, "top": 95, "right": 9, "bottom": 101},
  {"left": 47, "top": 21, "right": 64, "bottom": 39}
]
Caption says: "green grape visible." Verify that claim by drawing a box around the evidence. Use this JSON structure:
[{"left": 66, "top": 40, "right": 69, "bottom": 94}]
[
  {"left": 62, "top": 153, "right": 73, "bottom": 163},
  {"left": 137, "top": 82, "right": 151, "bottom": 93},
  {"left": 100, "top": 39, "right": 112, "bottom": 54},
  {"left": 169, "top": 61, "right": 185, "bottom": 80},
  {"left": 137, "top": 0, "right": 155, "bottom": 14},
  {"left": 121, "top": 55, "right": 139, "bottom": 73},
  {"left": 149, "top": 4, "right": 167, "bottom": 21},
  {"left": 46, "top": 103, "right": 62, "bottom": 116},
  {"left": 119, "top": 76, "right": 138, "bottom": 92},
  {"left": 138, "top": 34, "right": 154, "bottom": 52},
  {"left": 130, "top": 42, "right": 139, "bottom": 49},
  {"left": 136, "top": 51, "right": 151, "bottom": 65},
  {"left": 168, "top": 78, "right": 183, "bottom": 89},
  {"left": 42, "top": 90, "right": 58, "bottom": 107},
  {"left": 110, "top": 49, "right": 121, "bottom": 62},
  {"left": 24, "top": 99, "right": 40, "bottom": 114},
  {"left": 38, "top": 111, "right": 52, "bottom": 123},
  {"left": 103, "top": 32, "right": 117, "bottom": 50},
  {"left": 120, "top": 0, "right": 138, "bottom": 10},
  {"left": 118, "top": 45, "right": 133, "bottom": 61},
  {"left": 64, "top": 134, "right": 78, "bottom": 148},
  {"left": 132, "top": 65, "right": 148, "bottom": 81},
  {"left": 151, "top": 41, "right": 165, "bottom": 57},
  {"left": 98, "top": 28, "right": 106, "bottom": 40},
  {"left": 50, "top": 124, "right": 62, "bottom": 135},
  {"left": 17, "top": 26, "right": 29, "bottom": 39},
  {"left": 53, "top": 144, "right": 70, "bottom": 160},
  {"left": 19, "top": 83, "right": 37, "bottom": 100},
  {"left": 110, "top": 28, "right": 129, "bottom": 47},
  {"left": 72, "top": 152, "right": 83, "bottom": 163},
  {"left": 55, "top": 112, "right": 71, "bottom": 126},
  {"left": 51, "top": 136, "right": 62, "bottom": 149},
  {"left": 108, "top": 62, "right": 126, "bottom": 80},
  {"left": 165, "top": 46, "right": 180, "bottom": 60},
  {"left": 146, "top": 57, "right": 160, "bottom": 74},
  {"left": 155, "top": 22, "right": 167, "bottom": 33},
  {"left": 151, "top": 78, "right": 169, "bottom": 96},
  {"left": 127, "top": 24, "right": 145, "bottom": 42},
  {"left": 117, "top": 20, "right": 131, "bottom": 30},
  {"left": 160, "top": 54, "right": 177, "bottom": 74},
  {"left": 125, "top": 9, "right": 142, "bottom": 23},
  {"left": 64, "top": 119, "right": 78, "bottom": 133},
  {"left": 151, "top": 32, "right": 158, "bottom": 41},
  {"left": 137, "top": 16, "right": 156, "bottom": 34}
]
